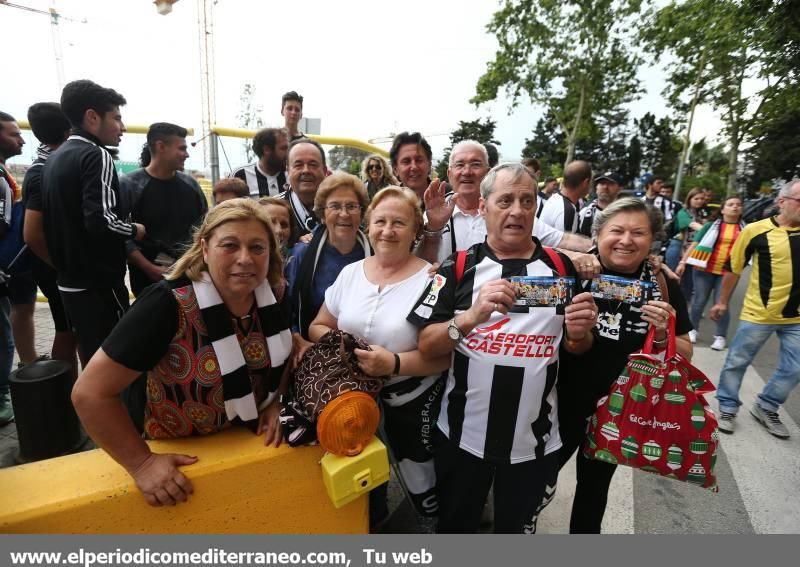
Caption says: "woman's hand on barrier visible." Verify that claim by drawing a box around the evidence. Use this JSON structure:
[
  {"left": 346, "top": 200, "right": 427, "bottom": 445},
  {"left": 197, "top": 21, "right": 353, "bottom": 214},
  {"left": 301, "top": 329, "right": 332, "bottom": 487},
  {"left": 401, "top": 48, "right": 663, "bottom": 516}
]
[
  {"left": 291, "top": 333, "right": 314, "bottom": 369},
  {"left": 354, "top": 345, "right": 395, "bottom": 377},
  {"left": 130, "top": 452, "right": 197, "bottom": 507},
  {"left": 642, "top": 300, "right": 675, "bottom": 333},
  {"left": 258, "top": 400, "right": 283, "bottom": 448},
  {"left": 564, "top": 292, "right": 598, "bottom": 340}
]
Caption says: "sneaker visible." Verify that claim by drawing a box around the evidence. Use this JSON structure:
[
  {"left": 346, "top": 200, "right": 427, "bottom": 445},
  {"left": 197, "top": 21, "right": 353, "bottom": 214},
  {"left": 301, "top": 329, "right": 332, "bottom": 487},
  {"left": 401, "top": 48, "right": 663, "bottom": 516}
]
[
  {"left": 689, "top": 330, "right": 697, "bottom": 344},
  {"left": 0, "top": 392, "right": 13, "bottom": 425},
  {"left": 750, "top": 403, "right": 790, "bottom": 439},
  {"left": 710, "top": 336, "right": 726, "bottom": 351},
  {"left": 717, "top": 411, "right": 736, "bottom": 434}
]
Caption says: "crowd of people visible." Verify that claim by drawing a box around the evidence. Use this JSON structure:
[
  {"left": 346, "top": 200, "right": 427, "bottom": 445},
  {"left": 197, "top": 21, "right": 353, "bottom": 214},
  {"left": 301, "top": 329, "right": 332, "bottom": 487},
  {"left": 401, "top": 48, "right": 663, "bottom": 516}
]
[{"left": 1, "top": 78, "right": 799, "bottom": 534}]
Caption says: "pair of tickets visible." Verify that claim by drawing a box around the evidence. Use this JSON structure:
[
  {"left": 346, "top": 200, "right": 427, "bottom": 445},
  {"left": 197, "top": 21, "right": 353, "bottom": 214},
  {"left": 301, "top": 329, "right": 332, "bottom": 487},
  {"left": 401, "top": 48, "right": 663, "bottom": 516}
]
[{"left": 507, "top": 274, "right": 653, "bottom": 309}]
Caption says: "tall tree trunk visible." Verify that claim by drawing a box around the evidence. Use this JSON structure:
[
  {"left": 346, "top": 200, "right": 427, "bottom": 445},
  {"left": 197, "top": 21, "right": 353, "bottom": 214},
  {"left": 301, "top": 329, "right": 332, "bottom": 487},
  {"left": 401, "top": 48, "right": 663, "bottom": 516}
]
[
  {"left": 564, "top": 83, "right": 587, "bottom": 169},
  {"left": 727, "top": 137, "right": 738, "bottom": 196}
]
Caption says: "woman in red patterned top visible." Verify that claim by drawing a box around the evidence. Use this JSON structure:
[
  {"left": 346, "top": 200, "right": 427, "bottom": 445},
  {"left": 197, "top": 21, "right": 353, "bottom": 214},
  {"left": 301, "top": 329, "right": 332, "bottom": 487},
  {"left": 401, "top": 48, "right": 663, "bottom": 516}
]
[
  {"left": 72, "top": 199, "right": 293, "bottom": 506},
  {"left": 676, "top": 195, "right": 745, "bottom": 350}
]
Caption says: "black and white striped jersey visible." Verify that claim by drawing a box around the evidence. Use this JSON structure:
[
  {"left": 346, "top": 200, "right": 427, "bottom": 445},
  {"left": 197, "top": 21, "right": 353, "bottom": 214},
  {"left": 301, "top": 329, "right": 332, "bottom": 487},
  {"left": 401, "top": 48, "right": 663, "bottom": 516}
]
[
  {"left": 408, "top": 239, "right": 579, "bottom": 464},
  {"left": 231, "top": 163, "right": 286, "bottom": 198}
]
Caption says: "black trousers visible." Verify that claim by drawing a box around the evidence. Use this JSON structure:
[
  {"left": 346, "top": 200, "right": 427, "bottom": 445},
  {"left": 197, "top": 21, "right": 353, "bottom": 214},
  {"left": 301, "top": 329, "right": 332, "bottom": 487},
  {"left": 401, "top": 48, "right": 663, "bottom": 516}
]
[
  {"left": 434, "top": 431, "right": 558, "bottom": 533},
  {"left": 60, "top": 285, "right": 130, "bottom": 362},
  {"left": 558, "top": 410, "right": 618, "bottom": 534}
]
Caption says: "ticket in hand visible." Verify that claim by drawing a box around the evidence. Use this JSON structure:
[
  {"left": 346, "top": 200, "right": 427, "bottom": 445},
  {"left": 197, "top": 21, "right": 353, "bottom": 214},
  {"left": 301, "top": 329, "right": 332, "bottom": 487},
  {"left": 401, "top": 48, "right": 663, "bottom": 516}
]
[
  {"left": 590, "top": 274, "right": 654, "bottom": 306},
  {"left": 508, "top": 276, "right": 575, "bottom": 311}
]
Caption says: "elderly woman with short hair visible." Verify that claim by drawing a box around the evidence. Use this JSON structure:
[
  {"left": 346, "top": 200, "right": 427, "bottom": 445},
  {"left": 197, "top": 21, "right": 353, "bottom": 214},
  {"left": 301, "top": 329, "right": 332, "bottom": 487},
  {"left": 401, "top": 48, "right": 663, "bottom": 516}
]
[
  {"left": 556, "top": 197, "right": 693, "bottom": 533},
  {"left": 310, "top": 186, "right": 450, "bottom": 522},
  {"left": 72, "top": 198, "right": 293, "bottom": 507},
  {"left": 284, "top": 173, "right": 372, "bottom": 367}
]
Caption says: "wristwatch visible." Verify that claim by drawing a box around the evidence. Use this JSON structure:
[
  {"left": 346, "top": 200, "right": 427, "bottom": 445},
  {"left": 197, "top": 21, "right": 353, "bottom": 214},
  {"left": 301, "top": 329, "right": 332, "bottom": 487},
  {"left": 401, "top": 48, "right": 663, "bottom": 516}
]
[{"left": 447, "top": 318, "right": 465, "bottom": 341}]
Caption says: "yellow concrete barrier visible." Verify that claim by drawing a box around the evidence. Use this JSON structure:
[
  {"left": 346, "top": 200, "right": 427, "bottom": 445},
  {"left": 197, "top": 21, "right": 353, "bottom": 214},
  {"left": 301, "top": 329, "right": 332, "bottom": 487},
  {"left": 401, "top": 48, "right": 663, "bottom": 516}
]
[{"left": 0, "top": 427, "right": 367, "bottom": 534}]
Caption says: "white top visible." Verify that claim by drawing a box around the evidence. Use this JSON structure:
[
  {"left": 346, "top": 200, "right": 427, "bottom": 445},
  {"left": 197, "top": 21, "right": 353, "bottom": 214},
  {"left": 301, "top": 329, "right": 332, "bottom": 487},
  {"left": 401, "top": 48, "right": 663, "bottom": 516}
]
[
  {"left": 425, "top": 201, "right": 564, "bottom": 263},
  {"left": 325, "top": 260, "right": 437, "bottom": 402},
  {"left": 539, "top": 192, "right": 581, "bottom": 233}
]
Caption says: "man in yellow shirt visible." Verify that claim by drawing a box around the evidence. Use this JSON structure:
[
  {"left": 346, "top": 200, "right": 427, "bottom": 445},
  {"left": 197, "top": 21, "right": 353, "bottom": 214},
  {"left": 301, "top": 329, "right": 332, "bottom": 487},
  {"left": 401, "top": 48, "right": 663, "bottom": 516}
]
[{"left": 711, "top": 179, "right": 800, "bottom": 438}]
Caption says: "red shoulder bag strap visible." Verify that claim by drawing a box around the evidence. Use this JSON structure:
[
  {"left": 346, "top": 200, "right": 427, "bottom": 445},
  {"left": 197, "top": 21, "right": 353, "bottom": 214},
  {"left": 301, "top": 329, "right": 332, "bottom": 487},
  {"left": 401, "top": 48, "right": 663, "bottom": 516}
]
[
  {"left": 455, "top": 250, "right": 467, "bottom": 284},
  {"left": 541, "top": 246, "right": 567, "bottom": 276}
]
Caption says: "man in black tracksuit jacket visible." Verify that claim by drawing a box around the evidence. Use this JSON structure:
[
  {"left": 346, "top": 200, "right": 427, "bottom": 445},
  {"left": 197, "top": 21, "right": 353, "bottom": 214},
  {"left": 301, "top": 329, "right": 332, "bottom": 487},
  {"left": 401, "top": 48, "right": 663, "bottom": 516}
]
[{"left": 42, "top": 80, "right": 145, "bottom": 361}]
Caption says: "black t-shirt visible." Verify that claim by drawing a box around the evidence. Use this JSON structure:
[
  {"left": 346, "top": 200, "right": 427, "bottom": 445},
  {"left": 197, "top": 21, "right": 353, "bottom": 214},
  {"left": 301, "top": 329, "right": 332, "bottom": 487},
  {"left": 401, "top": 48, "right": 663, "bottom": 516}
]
[
  {"left": 557, "top": 261, "right": 692, "bottom": 421},
  {"left": 102, "top": 279, "right": 180, "bottom": 371}
]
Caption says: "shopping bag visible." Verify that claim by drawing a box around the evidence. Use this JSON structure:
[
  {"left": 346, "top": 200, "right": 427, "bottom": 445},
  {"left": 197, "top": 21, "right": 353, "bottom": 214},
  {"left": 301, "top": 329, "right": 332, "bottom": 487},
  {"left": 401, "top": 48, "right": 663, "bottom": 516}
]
[{"left": 583, "top": 315, "right": 719, "bottom": 491}]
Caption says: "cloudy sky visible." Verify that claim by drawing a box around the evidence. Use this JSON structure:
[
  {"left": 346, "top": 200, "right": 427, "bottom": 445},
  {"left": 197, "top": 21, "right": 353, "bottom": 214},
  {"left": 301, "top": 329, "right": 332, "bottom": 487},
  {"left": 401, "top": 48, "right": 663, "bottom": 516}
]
[{"left": 2, "top": 0, "right": 725, "bottom": 173}]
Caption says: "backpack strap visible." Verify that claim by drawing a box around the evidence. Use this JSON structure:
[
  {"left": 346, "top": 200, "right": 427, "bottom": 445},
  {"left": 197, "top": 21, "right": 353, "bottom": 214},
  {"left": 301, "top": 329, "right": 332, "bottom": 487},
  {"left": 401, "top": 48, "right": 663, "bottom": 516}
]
[
  {"left": 541, "top": 246, "right": 567, "bottom": 276},
  {"left": 455, "top": 250, "right": 467, "bottom": 284}
]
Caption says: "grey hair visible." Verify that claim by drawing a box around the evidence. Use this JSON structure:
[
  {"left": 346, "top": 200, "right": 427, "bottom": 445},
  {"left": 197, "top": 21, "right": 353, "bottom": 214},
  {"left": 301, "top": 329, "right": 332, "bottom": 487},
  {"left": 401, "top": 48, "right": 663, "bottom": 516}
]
[
  {"left": 449, "top": 140, "right": 489, "bottom": 166},
  {"left": 778, "top": 178, "right": 800, "bottom": 198},
  {"left": 480, "top": 163, "right": 538, "bottom": 199},
  {"left": 592, "top": 196, "right": 665, "bottom": 242}
]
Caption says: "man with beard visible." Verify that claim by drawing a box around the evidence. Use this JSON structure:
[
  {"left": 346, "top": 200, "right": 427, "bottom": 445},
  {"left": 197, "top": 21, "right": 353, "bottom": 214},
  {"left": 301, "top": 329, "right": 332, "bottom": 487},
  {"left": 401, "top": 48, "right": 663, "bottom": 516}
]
[
  {"left": 0, "top": 111, "right": 25, "bottom": 424},
  {"left": 577, "top": 171, "right": 624, "bottom": 237},
  {"left": 231, "top": 127, "right": 289, "bottom": 198},
  {"left": 279, "top": 139, "right": 326, "bottom": 248},
  {"left": 121, "top": 122, "right": 208, "bottom": 297}
]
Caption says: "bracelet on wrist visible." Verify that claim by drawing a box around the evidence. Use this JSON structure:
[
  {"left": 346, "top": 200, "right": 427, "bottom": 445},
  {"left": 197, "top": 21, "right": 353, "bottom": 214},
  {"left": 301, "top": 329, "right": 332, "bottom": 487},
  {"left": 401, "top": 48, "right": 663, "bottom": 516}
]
[
  {"left": 422, "top": 224, "right": 444, "bottom": 237},
  {"left": 392, "top": 353, "right": 401, "bottom": 376}
]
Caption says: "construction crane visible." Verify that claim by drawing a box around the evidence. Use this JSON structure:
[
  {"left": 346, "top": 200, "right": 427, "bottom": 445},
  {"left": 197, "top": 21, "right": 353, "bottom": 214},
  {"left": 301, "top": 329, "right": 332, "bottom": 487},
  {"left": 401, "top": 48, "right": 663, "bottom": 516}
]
[{"left": 0, "top": 1, "right": 87, "bottom": 89}]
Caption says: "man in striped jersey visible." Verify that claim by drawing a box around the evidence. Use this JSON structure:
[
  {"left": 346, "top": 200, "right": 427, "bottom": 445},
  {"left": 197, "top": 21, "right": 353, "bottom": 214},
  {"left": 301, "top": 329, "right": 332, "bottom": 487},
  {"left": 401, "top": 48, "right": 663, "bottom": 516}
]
[
  {"left": 42, "top": 80, "right": 146, "bottom": 362},
  {"left": 409, "top": 163, "right": 598, "bottom": 533},
  {"left": 711, "top": 179, "right": 800, "bottom": 439},
  {"left": 230, "top": 128, "right": 289, "bottom": 198}
]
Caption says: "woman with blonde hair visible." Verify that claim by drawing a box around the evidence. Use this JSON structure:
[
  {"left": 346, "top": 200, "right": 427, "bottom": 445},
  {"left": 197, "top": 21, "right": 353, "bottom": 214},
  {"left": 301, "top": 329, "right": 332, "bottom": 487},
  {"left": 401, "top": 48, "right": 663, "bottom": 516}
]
[
  {"left": 361, "top": 154, "right": 398, "bottom": 200},
  {"left": 72, "top": 198, "right": 293, "bottom": 507},
  {"left": 310, "top": 186, "right": 450, "bottom": 524}
]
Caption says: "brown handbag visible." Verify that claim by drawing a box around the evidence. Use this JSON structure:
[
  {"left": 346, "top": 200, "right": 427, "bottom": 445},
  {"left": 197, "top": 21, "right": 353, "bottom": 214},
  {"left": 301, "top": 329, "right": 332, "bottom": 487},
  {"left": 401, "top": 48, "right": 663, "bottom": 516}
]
[{"left": 291, "top": 329, "right": 386, "bottom": 421}]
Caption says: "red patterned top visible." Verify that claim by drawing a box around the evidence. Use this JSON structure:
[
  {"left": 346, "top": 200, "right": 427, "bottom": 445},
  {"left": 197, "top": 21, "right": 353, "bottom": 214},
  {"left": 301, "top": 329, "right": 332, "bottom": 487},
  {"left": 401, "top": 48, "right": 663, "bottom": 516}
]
[{"left": 143, "top": 284, "right": 272, "bottom": 439}]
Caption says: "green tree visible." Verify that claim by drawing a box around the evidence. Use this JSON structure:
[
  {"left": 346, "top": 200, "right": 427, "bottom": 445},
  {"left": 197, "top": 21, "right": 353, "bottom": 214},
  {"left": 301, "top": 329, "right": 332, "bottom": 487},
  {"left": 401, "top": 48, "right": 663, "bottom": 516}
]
[
  {"left": 236, "top": 83, "right": 263, "bottom": 163},
  {"left": 328, "top": 145, "right": 369, "bottom": 176},
  {"left": 435, "top": 118, "right": 500, "bottom": 180},
  {"left": 745, "top": 109, "right": 800, "bottom": 194},
  {"left": 473, "top": 0, "right": 643, "bottom": 167},
  {"left": 641, "top": 0, "right": 799, "bottom": 195},
  {"left": 521, "top": 114, "right": 566, "bottom": 179},
  {"left": 634, "top": 112, "right": 681, "bottom": 179}
]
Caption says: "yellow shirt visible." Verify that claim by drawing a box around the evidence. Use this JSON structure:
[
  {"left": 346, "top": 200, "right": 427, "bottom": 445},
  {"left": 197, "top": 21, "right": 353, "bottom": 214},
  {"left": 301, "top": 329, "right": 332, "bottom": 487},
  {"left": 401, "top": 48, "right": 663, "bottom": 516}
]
[{"left": 726, "top": 217, "right": 800, "bottom": 325}]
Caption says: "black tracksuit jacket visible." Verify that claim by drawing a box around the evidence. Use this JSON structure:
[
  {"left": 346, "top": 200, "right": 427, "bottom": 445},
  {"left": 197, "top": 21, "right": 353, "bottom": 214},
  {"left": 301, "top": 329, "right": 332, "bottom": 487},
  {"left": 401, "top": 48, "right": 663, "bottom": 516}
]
[{"left": 42, "top": 130, "right": 136, "bottom": 289}]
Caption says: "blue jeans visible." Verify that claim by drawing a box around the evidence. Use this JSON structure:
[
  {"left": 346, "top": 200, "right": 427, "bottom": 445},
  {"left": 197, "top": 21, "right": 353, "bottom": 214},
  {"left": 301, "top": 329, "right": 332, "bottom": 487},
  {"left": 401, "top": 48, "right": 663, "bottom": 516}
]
[
  {"left": 690, "top": 270, "right": 729, "bottom": 337},
  {"left": 0, "top": 297, "right": 13, "bottom": 395},
  {"left": 666, "top": 239, "right": 694, "bottom": 300},
  {"left": 717, "top": 321, "right": 800, "bottom": 414}
]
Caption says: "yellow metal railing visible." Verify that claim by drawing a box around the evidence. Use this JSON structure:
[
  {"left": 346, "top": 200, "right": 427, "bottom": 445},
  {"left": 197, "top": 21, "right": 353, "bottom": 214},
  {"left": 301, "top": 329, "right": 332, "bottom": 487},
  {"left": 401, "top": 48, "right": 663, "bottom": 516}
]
[{"left": 211, "top": 125, "right": 389, "bottom": 158}]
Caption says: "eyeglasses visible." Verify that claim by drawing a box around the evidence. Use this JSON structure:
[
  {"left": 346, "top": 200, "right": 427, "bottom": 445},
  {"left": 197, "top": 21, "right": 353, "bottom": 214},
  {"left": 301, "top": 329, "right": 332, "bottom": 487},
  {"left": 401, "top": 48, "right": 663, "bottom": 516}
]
[
  {"left": 450, "top": 161, "right": 486, "bottom": 173},
  {"left": 367, "top": 164, "right": 382, "bottom": 171},
  {"left": 325, "top": 202, "right": 362, "bottom": 213},
  {"left": 782, "top": 196, "right": 800, "bottom": 203}
]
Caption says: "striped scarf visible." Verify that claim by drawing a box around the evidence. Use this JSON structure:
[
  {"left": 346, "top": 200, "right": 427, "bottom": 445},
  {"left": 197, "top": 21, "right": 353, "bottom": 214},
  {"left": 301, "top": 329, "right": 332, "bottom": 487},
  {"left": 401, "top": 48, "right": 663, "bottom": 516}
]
[
  {"left": 687, "top": 219, "right": 745, "bottom": 269},
  {"left": 192, "top": 272, "right": 292, "bottom": 422}
]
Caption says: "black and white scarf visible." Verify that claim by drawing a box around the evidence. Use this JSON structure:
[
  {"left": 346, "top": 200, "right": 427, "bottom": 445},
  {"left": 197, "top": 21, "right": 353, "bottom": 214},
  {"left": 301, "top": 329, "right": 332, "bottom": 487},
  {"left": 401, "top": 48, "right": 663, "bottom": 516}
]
[{"left": 193, "top": 272, "right": 292, "bottom": 422}]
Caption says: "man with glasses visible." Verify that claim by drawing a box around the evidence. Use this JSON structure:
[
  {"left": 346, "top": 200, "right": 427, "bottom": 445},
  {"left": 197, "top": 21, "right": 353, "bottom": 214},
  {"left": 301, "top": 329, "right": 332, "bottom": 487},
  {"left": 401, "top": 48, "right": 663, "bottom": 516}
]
[
  {"left": 416, "top": 140, "right": 594, "bottom": 266},
  {"left": 712, "top": 179, "right": 800, "bottom": 439}
]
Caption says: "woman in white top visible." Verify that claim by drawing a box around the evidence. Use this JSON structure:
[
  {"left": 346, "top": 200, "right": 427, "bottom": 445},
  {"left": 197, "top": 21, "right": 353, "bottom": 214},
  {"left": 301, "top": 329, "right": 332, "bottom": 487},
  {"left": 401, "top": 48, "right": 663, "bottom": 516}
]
[{"left": 310, "top": 186, "right": 450, "bottom": 523}]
